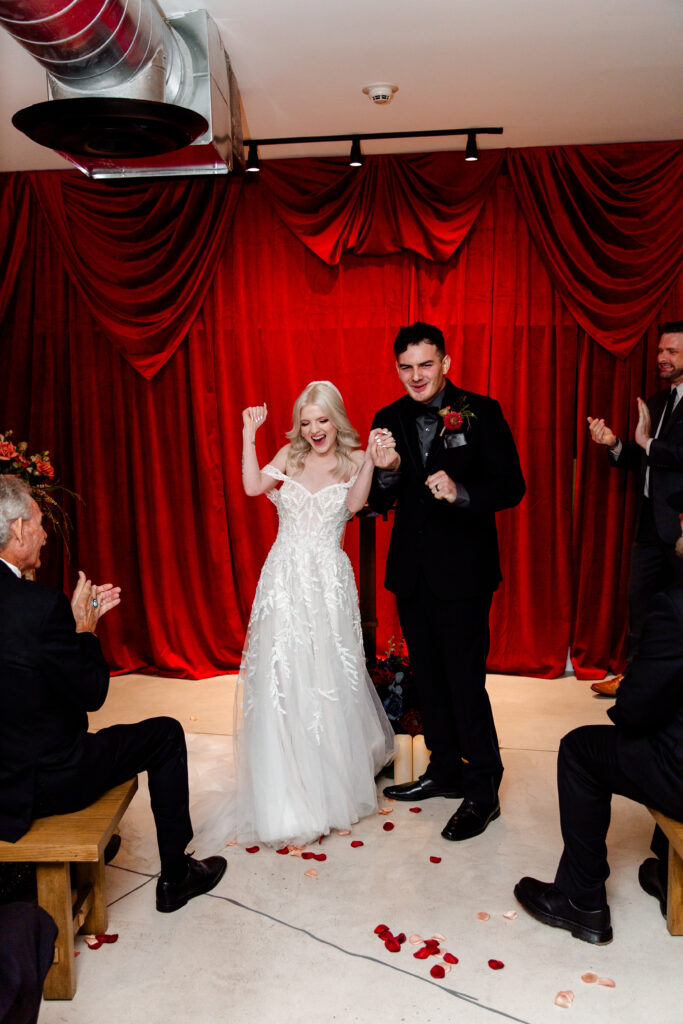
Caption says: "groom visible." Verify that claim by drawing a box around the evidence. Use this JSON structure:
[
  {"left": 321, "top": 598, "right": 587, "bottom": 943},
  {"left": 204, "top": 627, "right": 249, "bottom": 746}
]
[{"left": 369, "top": 322, "right": 525, "bottom": 841}]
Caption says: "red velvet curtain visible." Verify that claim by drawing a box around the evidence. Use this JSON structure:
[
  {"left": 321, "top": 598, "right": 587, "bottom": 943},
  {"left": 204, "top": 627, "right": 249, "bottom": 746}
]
[
  {"left": 507, "top": 142, "right": 683, "bottom": 357},
  {"left": 1, "top": 142, "right": 682, "bottom": 679}
]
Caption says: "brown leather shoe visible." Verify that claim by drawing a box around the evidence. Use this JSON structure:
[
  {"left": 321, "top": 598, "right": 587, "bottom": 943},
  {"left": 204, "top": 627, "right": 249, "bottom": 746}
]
[{"left": 590, "top": 674, "right": 623, "bottom": 697}]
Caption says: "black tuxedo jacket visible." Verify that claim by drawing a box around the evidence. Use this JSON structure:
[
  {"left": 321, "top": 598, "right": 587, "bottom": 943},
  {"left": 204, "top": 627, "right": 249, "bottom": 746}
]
[
  {"left": 369, "top": 380, "right": 526, "bottom": 599},
  {"left": 0, "top": 560, "right": 110, "bottom": 842},
  {"left": 612, "top": 387, "right": 683, "bottom": 545},
  {"left": 608, "top": 586, "right": 683, "bottom": 818}
]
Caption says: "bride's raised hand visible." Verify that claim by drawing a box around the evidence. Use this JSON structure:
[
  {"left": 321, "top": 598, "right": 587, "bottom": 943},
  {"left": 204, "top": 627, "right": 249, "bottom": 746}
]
[
  {"left": 242, "top": 404, "right": 268, "bottom": 438},
  {"left": 368, "top": 427, "right": 400, "bottom": 470}
]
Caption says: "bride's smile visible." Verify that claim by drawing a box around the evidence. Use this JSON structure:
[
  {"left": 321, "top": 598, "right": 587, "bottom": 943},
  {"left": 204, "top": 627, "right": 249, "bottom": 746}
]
[{"left": 300, "top": 403, "right": 338, "bottom": 456}]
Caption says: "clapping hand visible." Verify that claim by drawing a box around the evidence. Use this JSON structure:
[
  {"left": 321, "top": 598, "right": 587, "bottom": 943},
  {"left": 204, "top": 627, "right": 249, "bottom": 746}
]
[
  {"left": 587, "top": 416, "right": 617, "bottom": 448},
  {"left": 634, "top": 397, "right": 651, "bottom": 449},
  {"left": 368, "top": 428, "right": 400, "bottom": 470},
  {"left": 71, "top": 570, "right": 122, "bottom": 634},
  {"left": 242, "top": 404, "right": 268, "bottom": 440}
]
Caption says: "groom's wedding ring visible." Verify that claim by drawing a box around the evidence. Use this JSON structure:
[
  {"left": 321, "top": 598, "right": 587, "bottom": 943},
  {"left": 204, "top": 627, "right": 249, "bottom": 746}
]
[{"left": 91, "top": 598, "right": 98, "bottom": 609}]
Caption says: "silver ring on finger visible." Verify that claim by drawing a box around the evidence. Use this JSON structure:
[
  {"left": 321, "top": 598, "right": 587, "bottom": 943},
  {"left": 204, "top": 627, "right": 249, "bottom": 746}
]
[{"left": 91, "top": 598, "right": 98, "bottom": 609}]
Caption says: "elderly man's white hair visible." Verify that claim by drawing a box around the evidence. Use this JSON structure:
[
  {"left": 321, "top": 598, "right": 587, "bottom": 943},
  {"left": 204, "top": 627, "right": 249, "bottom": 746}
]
[{"left": 0, "top": 477, "right": 33, "bottom": 549}]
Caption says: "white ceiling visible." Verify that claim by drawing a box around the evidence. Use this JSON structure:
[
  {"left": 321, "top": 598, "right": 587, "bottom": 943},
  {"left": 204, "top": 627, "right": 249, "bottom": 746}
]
[{"left": 0, "top": 0, "right": 682, "bottom": 173}]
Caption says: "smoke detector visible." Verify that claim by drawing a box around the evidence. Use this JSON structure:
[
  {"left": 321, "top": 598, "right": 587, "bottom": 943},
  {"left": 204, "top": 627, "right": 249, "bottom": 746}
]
[{"left": 362, "top": 83, "right": 398, "bottom": 105}]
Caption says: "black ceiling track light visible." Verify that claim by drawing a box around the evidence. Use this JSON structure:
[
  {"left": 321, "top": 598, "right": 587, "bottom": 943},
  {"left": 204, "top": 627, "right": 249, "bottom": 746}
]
[{"left": 243, "top": 127, "right": 503, "bottom": 171}]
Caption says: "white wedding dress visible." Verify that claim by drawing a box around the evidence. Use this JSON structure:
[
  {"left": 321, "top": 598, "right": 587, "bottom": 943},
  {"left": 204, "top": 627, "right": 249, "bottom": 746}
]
[{"left": 227, "top": 465, "right": 394, "bottom": 846}]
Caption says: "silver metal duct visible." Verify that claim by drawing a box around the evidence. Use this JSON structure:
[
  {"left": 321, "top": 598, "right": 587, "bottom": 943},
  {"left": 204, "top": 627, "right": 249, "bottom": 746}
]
[{"left": 1, "top": 1, "right": 243, "bottom": 177}]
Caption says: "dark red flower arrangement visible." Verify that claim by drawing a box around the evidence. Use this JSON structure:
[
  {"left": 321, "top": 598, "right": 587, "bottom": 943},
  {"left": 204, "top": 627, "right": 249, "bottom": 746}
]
[{"left": 439, "top": 399, "right": 476, "bottom": 436}]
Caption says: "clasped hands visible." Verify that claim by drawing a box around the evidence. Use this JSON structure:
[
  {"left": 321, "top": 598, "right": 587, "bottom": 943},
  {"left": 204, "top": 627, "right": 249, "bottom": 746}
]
[
  {"left": 71, "top": 570, "right": 121, "bottom": 634},
  {"left": 587, "top": 397, "right": 651, "bottom": 451}
]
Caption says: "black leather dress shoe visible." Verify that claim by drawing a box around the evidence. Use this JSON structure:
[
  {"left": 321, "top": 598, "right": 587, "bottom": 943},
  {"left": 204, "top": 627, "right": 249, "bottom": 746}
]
[
  {"left": 514, "top": 877, "right": 612, "bottom": 944},
  {"left": 156, "top": 856, "right": 227, "bottom": 913},
  {"left": 441, "top": 798, "right": 500, "bottom": 841},
  {"left": 383, "top": 777, "right": 462, "bottom": 801},
  {"left": 638, "top": 858, "right": 667, "bottom": 918}
]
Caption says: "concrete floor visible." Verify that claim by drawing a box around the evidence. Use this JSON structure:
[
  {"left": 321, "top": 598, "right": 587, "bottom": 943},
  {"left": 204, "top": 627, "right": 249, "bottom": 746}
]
[{"left": 40, "top": 673, "right": 683, "bottom": 1024}]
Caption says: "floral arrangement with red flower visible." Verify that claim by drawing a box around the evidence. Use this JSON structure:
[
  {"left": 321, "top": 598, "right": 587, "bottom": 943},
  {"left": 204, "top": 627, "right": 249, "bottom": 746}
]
[
  {"left": 0, "top": 429, "right": 80, "bottom": 554},
  {"left": 439, "top": 399, "right": 476, "bottom": 436},
  {"left": 370, "top": 635, "right": 422, "bottom": 736}
]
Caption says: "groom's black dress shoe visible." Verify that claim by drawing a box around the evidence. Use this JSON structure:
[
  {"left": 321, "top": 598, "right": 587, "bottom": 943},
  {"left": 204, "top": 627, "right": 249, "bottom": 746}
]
[
  {"left": 514, "top": 877, "right": 613, "bottom": 944},
  {"left": 441, "top": 798, "right": 500, "bottom": 841},
  {"left": 156, "top": 856, "right": 227, "bottom": 913},
  {"left": 383, "top": 777, "right": 462, "bottom": 801},
  {"left": 638, "top": 858, "right": 667, "bottom": 918}
]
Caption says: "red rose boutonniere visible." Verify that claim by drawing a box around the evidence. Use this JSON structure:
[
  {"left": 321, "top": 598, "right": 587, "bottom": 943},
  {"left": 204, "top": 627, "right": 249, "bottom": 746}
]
[{"left": 439, "top": 401, "right": 475, "bottom": 436}]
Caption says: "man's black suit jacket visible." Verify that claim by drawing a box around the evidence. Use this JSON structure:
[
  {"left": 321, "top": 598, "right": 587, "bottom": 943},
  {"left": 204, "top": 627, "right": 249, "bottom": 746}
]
[
  {"left": 608, "top": 586, "right": 683, "bottom": 819},
  {"left": 369, "top": 380, "right": 526, "bottom": 600},
  {"left": 0, "top": 560, "right": 110, "bottom": 842},
  {"left": 612, "top": 388, "right": 683, "bottom": 545}
]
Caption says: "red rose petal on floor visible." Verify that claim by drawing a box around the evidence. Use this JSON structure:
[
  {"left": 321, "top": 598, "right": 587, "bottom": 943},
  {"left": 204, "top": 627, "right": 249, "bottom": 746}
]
[
  {"left": 424, "top": 939, "right": 440, "bottom": 948},
  {"left": 95, "top": 934, "right": 118, "bottom": 944},
  {"left": 314, "top": 853, "right": 327, "bottom": 862},
  {"left": 351, "top": 840, "right": 364, "bottom": 848},
  {"left": 84, "top": 938, "right": 103, "bottom": 950},
  {"left": 409, "top": 807, "right": 422, "bottom": 813},
  {"left": 429, "top": 856, "right": 442, "bottom": 863},
  {"left": 245, "top": 846, "right": 260, "bottom": 854},
  {"left": 395, "top": 933, "right": 406, "bottom": 944},
  {"left": 385, "top": 938, "right": 401, "bottom": 953},
  {"left": 374, "top": 924, "right": 390, "bottom": 935},
  {"left": 383, "top": 822, "right": 395, "bottom": 831},
  {"left": 74, "top": 951, "right": 80, "bottom": 957},
  {"left": 488, "top": 959, "right": 505, "bottom": 970},
  {"left": 430, "top": 964, "right": 446, "bottom": 979},
  {"left": 413, "top": 947, "right": 431, "bottom": 960},
  {"left": 301, "top": 851, "right": 316, "bottom": 859},
  {"left": 276, "top": 846, "right": 289, "bottom": 855},
  {"left": 443, "top": 953, "right": 458, "bottom": 964}
]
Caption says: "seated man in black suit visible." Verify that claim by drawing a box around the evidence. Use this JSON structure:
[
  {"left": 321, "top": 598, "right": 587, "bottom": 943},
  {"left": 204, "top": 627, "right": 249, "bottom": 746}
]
[
  {"left": 514, "top": 490, "right": 683, "bottom": 943},
  {"left": 0, "top": 476, "right": 226, "bottom": 913}
]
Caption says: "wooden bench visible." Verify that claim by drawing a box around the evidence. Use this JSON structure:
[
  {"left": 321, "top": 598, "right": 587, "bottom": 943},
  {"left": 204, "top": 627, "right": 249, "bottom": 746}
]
[
  {"left": 648, "top": 808, "right": 683, "bottom": 936},
  {"left": 0, "top": 777, "right": 138, "bottom": 999}
]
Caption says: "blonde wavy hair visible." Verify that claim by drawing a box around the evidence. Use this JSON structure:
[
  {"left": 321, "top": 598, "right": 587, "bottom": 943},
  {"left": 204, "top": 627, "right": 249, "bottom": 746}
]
[{"left": 286, "top": 381, "right": 361, "bottom": 479}]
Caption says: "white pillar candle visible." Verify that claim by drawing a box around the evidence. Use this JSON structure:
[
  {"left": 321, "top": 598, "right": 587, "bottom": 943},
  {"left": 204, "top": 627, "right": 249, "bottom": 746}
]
[
  {"left": 393, "top": 734, "right": 413, "bottom": 785},
  {"left": 411, "top": 734, "right": 431, "bottom": 780}
]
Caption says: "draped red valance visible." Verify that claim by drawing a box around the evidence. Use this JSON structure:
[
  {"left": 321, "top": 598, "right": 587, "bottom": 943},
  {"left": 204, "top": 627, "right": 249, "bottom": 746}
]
[
  {"left": 507, "top": 142, "right": 683, "bottom": 358},
  {"left": 28, "top": 172, "right": 242, "bottom": 379},
  {"left": 257, "top": 150, "right": 505, "bottom": 264}
]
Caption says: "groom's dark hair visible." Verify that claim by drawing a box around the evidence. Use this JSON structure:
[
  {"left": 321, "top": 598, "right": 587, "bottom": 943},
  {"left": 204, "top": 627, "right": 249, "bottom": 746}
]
[{"left": 393, "top": 321, "right": 446, "bottom": 358}]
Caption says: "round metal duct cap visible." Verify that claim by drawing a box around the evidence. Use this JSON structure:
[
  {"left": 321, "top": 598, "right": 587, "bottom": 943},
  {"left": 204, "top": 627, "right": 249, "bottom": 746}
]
[{"left": 12, "top": 98, "right": 209, "bottom": 158}]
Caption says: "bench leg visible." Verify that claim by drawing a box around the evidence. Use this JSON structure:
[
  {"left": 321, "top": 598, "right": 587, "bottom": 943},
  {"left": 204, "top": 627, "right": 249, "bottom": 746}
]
[
  {"left": 666, "top": 843, "right": 683, "bottom": 935},
  {"left": 36, "top": 862, "right": 76, "bottom": 1000},
  {"left": 77, "top": 858, "right": 108, "bottom": 935}
]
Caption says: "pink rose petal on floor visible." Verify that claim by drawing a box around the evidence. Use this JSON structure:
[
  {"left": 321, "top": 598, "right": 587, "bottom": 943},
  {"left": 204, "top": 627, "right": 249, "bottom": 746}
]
[
  {"left": 598, "top": 977, "right": 616, "bottom": 988},
  {"left": 74, "top": 950, "right": 80, "bottom": 957},
  {"left": 276, "top": 846, "right": 289, "bottom": 855},
  {"left": 502, "top": 911, "right": 518, "bottom": 920},
  {"left": 351, "top": 840, "right": 364, "bottom": 848},
  {"left": 245, "top": 846, "right": 260, "bottom": 854},
  {"left": 289, "top": 849, "right": 304, "bottom": 857},
  {"left": 477, "top": 912, "right": 490, "bottom": 921},
  {"left": 429, "top": 856, "right": 442, "bottom": 864},
  {"left": 430, "top": 933, "right": 446, "bottom": 942},
  {"left": 430, "top": 964, "right": 446, "bottom": 979},
  {"left": 408, "top": 934, "right": 424, "bottom": 944},
  {"left": 581, "top": 972, "right": 598, "bottom": 984},
  {"left": 378, "top": 807, "right": 393, "bottom": 815},
  {"left": 409, "top": 807, "right": 422, "bottom": 813},
  {"left": 189, "top": 715, "right": 198, "bottom": 721},
  {"left": 443, "top": 953, "right": 459, "bottom": 964},
  {"left": 554, "top": 991, "right": 574, "bottom": 1009},
  {"left": 413, "top": 947, "right": 431, "bottom": 960},
  {"left": 226, "top": 840, "right": 238, "bottom": 847},
  {"left": 382, "top": 822, "right": 395, "bottom": 831},
  {"left": 304, "top": 868, "right": 318, "bottom": 877},
  {"left": 488, "top": 959, "right": 505, "bottom": 970},
  {"left": 338, "top": 829, "right": 352, "bottom": 836},
  {"left": 385, "top": 938, "right": 401, "bottom": 953}
]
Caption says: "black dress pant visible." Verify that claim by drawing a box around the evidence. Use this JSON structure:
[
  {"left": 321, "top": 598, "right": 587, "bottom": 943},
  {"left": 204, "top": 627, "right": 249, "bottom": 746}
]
[
  {"left": 627, "top": 501, "right": 680, "bottom": 660},
  {"left": 554, "top": 724, "right": 674, "bottom": 910},
  {"left": 396, "top": 575, "right": 502, "bottom": 803},
  {"left": 34, "top": 717, "right": 193, "bottom": 875},
  {"left": 0, "top": 902, "right": 57, "bottom": 1024}
]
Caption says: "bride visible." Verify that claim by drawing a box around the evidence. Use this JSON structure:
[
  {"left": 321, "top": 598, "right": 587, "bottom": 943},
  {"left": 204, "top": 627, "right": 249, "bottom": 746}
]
[{"left": 233, "top": 380, "right": 396, "bottom": 846}]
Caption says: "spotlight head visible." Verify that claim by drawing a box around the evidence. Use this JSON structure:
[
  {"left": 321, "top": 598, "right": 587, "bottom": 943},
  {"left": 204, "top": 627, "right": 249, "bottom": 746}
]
[
  {"left": 465, "top": 132, "right": 478, "bottom": 161},
  {"left": 349, "top": 137, "right": 363, "bottom": 167},
  {"left": 245, "top": 142, "right": 260, "bottom": 172}
]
